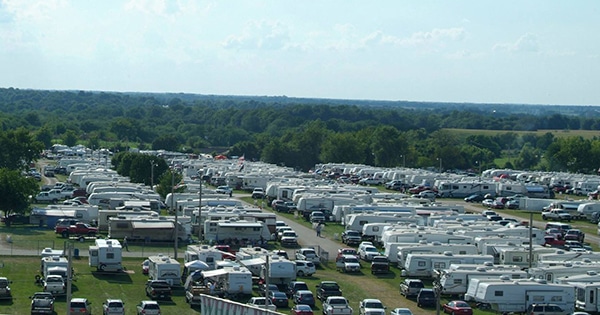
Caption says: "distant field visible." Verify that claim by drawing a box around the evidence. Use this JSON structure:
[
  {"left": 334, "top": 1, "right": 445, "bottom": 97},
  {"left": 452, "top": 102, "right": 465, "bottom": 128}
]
[{"left": 444, "top": 128, "right": 600, "bottom": 140}]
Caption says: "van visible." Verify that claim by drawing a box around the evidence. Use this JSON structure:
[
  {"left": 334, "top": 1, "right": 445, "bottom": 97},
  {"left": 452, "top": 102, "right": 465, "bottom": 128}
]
[{"left": 544, "top": 222, "right": 572, "bottom": 234}]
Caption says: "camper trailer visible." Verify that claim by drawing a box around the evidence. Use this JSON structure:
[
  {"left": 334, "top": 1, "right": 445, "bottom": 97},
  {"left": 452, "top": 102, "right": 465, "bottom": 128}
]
[
  {"left": 185, "top": 244, "right": 235, "bottom": 269},
  {"left": 577, "top": 202, "right": 600, "bottom": 222},
  {"left": 529, "top": 263, "right": 600, "bottom": 283},
  {"left": 572, "top": 281, "right": 600, "bottom": 313},
  {"left": 260, "top": 256, "right": 296, "bottom": 286},
  {"left": 88, "top": 239, "right": 123, "bottom": 272},
  {"left": 438, "top": 265, "right": 528, "bottom": 296},
  {"left": 436, "top": 180, "right": 497, "bottom": 198},
  {"left": 41, "top": 256, "right": 69, "bottom": 280},
  {"left": 345, "top": 213, "right": 420, "bottom": 233},
  {"left": 201, "top": 266, "right": 253, "bottom": 295},
  {"left": 392, "top": 242, "right": 479, "bottom": 267},
  {"left": 464, "top": 278, "right": 575, "bottom": 314},
  {"left": 97, "top": 209, "right": 156, "bottom": 231},
  {"left": 147, "top": 254, "right": 181, "bottom": 286},
  {"left": 204, "top": 219, "right": 271, "bottom": 244},
  {"left": 108, "top": 216, "right": 188, "bottom": 242},
  {"left": 402, "top": 252, "right": 494, "bottom": 278}
]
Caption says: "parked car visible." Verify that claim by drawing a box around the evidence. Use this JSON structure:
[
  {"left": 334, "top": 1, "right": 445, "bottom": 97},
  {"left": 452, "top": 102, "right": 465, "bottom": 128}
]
[
  {"left": 526, "top": 303, "right": 568, "bottom": 315},
  {"left": 268, "top": 290, "right": 289, "bottom": 308},
  {"left": 358, "top": 245, "right": 380, "bottom": 261},
  {"left": 293, "top": 290, "right": 316, "bottom": 307},
  {"left": 359, "top": 298, "right": 386, "bottom": 315},
  {"left": 295, "top": 260, "right": 316, "bottom": 277},
  {"left": 136, "top": 300, "right": 161, "bottom": 315},
  {"left": 464, "top": 194, "right": 485, "bottom": 202},
  {"left": 215, "top": 185, "right": 232, "bottom": 194},
  {"left": 416, "top": 289, "right": 436, "bottom": 307},
  {"left": 482, "top": 199, "right": 495, "bottom": 207},
  {"left": 145, "top": 280, "right": 172, "bottom": 300},
  {"left": 291, "top": 304, "right": 314, "bottom": 315},
  {"left": 370, "top": 255, "right": 390, "bottom": 274},
  {"left": 341, "top": 230, "right": 362, "bottom": 246},
  {"left": 337, "top": 248, "right": 359, "bottom": 259},
  {"left": 0, "top": 277, "right": 12, "bottom": 300},
  {"left": 442, "top": 301, "right": 472, "bottom": 315},
  {"left": 30, "top": 292, "right": 55, "bottom": 314},
  {"left": 247, "top": 296, "right": 277, "bottom": 311},
  {"left": 68, "top": 298, "right": 92, "bottom": 315},
  {"left": 102, "top": 299, "right": 125, "bottom": 315},
  {"left": 141, "top": 259, "right": 150, "bottom": 274},
  {"left": 564, "top": 229, "right": 585, "bottom": 242},
  {"left": 400, "top": 279, "right": 424, "bottom": 298},
  {"left": 391, "top": 308, "right": 414, "bottom": 315},
  {"left": 252, "top": 188, "right": 265, "bottom": 199},
  {"left": 506, "top": 199, "right": 520, "bottom": 209},
  {"left": 286, "top": 281, "right": 309, "bottom": 298},
  {"left": 259, "top": 283, "right": 280, "bottom": 296}
]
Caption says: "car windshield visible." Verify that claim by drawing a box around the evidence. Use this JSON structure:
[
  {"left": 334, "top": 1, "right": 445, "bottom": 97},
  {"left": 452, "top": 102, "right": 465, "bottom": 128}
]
[
  {"left": 345, "top": 257, "right": 359, "bottom": 263},
  {"left": 365, "top": 302, "right": 384, "bottom": 308},
  {"left": 455, "top": 302, "right": 469, "bottom": 307},
  {"left": 365, "top": 247, "right": 378, "bottom": 253},
  {"left": 46, "top": 277, "right": 62, "bottom": 283},
  {"left": 346, "top": 231, "right": 359, "bottom": 236},
  {"left": 70, "top": 302, "right": 87, "bottom": 308},
  {"left": 0, "top": 280, "right": 7, "bottom": 286},
  {"left": 144, "top": 304, "right": 159, "bottom": 310},
  {"left": 108, "top": 302, "right": 123, "bottom": 307}
]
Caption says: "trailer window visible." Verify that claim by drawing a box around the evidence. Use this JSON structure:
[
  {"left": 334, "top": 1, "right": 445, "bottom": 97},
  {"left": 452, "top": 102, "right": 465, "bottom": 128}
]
[
  {"left": 494, "top": 291, "right": 503, "bottom": 296},
  {"left": 372, "top": 227, "right": 379, "bottom": 232},
  {"left": 550, "top": 296, "right": 563, "bottom": 302},
  {"left": 433, "top": 262, "right": 446, "bottom": 269},
  {"left": 453, "top": 279, "right": 462, "bottom": 285},
  {"left": 512, "top": 256, "right": 523, "bottom": 262},
  {"left": 418, "top": 261, "right": 426, "bottom": 267},
  {"left": 107, "top": 253, "right": 114, "bottom": 259}
]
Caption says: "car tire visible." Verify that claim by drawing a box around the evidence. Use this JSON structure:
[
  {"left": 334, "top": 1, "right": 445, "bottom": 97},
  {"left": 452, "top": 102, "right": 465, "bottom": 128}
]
[
  {"left": 61, "top": 231, "right": 69, "bottom": 238},
  {"left": 297, "top": 270, "right": 305, "bottom": 277}
]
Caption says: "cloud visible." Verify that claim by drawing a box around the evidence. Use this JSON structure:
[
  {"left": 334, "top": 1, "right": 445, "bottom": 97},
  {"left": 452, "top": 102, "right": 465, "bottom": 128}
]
[
  {"left": 493, "top": 33, "right": 539, "bottom": 53},
  {"left": 222, "top": 20, "right": 290, "bottom": 50},
  {"left": 358, "top": 27, "right": 466, "bottom": 49}
]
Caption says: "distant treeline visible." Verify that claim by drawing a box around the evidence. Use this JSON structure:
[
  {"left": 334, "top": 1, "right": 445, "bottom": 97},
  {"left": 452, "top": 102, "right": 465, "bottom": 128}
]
[{"left": 1, "top": 87, "right": 600, "bottom": 173}]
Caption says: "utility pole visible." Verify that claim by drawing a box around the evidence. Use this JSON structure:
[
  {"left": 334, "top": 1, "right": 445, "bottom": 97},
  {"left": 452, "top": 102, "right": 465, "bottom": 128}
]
[
  {"left": 198, "top": 174, "right": 203, "bottom": 243},
  {"left": 65, "top": 242, "right": 73, "bottom": 315},
  {"left": 172, "top": 170, "right": 178, "bottom": 260},
  {"left": 150, "top": 160, "right": 155, "bottom": 189}
]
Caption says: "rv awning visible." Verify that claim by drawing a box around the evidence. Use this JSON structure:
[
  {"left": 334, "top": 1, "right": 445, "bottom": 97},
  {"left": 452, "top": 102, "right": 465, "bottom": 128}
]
[
  {"left": 131, "top": 221, "right": 174, "bottom": 229},
  {"left": 201, "top": 269, "right": 230, "bottom": 278},
  {"left": 185, "top": 260, "right": 210, "bottom": 270},
  {"left": 218, "top": 222, "right": 262, "bottom": 228},
  {"left": 239, "top": 258, "right": 266, "bottom": 267}
]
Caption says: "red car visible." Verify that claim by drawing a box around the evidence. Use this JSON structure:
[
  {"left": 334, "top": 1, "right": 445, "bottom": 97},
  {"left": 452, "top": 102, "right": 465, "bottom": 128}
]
[
  {"left": 442, "top": 301, "right": 473, "bottom": 315},
  {"left": 337, "top": 248, "right": 359, "bottom": 259},
  {"left": 291, "top": 304, "right": 314, "bottom": 315}
]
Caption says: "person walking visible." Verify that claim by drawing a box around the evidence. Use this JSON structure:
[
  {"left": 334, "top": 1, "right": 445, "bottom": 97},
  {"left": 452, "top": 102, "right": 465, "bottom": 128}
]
[
  {"left": 316, "top": 223, "right": 322, "bottom": 237},
  {"left": 123, "top": 236, "right": 129, "bottom": 251}
]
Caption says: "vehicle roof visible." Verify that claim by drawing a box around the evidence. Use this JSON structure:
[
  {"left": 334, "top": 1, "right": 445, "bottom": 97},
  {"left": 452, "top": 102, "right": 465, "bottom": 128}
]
[
  {"left": 70, "top": 298, "right": 88, "bottom": 303},
  {"left": 362, "top": 298, "right": 382, "bottom": 302},
  {"left": 141, "top": 300, "right": 159, "bottom": 305},
  {"left": 104, "top": 299, "right": 123, "bottom": 303}
]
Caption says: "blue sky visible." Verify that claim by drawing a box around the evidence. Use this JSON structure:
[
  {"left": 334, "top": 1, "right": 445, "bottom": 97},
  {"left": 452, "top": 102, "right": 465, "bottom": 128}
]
[{"left": 1, "top": 0, "right": 599, "bottom": 105}]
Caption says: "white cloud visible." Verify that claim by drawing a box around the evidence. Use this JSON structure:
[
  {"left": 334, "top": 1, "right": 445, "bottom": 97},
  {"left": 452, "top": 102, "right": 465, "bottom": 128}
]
[
  {"left": 493, "top": 33, "right": 539, "bottom": 53},
  {"left": 222, "top": 20, "right": 290, "bottom": 50}
]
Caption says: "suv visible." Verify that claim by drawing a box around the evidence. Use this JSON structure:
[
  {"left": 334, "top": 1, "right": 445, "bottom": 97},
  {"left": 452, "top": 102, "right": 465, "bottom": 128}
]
[
  {"left": 563, "top": 229, "right": 585, "bottom": 242},
  {"left": 286, "top": 281, "right": 309, "bottom": 298},
  {"left": 526, "top": 303, "right": 568, "bottom": 315},
  {"left": 416, "top": 288, "right": 436, "bottom": 307},
  {"left": 136, "top": 300, "right": 161, "bottom": 315},
  {"left": 68, "top": 298, "right": 92, "bottom": 315},
  {"left": 370, "top": 255, "right": 390, "bottom": 274},
  {"left": 0, "top": 277, "right": 12, "bottom": 300},
  {"left": 400, "top": 279, "right": 424, "bottom": 297},
  {"left": 295, "top": 260, "right": 316, "bottom": 277},
  {"left": 102, "top": 299, "right": 125, "bottom": 315},
  {"left": 30, "top": 292, "right": 55, "bottom": 314}
]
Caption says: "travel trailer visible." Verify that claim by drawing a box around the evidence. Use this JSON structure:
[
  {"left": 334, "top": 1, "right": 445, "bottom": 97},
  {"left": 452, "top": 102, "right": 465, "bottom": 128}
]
[
  {"left": 203, "top": 219, "right": 271, "bottom": 243},
  {"left": 391, "top": 242, "right": 479, "bottom": 266},
  {"left": 108, "top": 216, "right": 188, "bottom": 242},
  {"left": 436, "top": 180, "right": 497, "bottom": 198},
  {"left": 41, "top": 256, "right": 69, "bottom": 280},
  {"left": 572, "top": 281, "right": 600, "bottom": 313},
  {"left": 147, "top": 254, "right": 181, "bottom": 286},
  {"left": 88, "top": 239, "right": 123, "bottom": 272},
  {"left": 493, "top": 245, "right": 557, "bottom": 268},
  {"left": 464, "top": 278, "right": 575, "bottom": 314},
  {"left": 201, "top": 266, "right": 253, "bottom": 295},
  {"left": 529, "top": 263, "right": 600, "bottom": 283},
  {"left": 345, "top": 213, "right": 421, "bottom": 233},
  {"left": 97, "top": 209, "right": 155, "bottom": 231},
  {"left": 184, "top": 244, "right": 235, "bottom": 269},
  {"left": 381, "top": 228, "right": 474, "bottom": 248},
  {"left": 438, "top": 265, "right": 528, "bottom": 296},
  {"left": 577, "top": 202, "right": 600, "bottom": 221},
  {"left": 402, "top": 252, "right": 494, "bottom": 278}
]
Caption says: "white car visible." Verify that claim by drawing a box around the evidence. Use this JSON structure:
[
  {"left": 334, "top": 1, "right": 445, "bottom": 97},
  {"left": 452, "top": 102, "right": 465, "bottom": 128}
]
[
  {"left": 295, "top": 260, "right": 316, "bottom": 277},
  {"left": 391, "top": 308, "right": 413, "bottom": 315},
  {"left": 136, "top": 300, "right": 160, "bottom": 315},
  {"left": 102, "top": 299, "right": 125, "bottom": 315}
]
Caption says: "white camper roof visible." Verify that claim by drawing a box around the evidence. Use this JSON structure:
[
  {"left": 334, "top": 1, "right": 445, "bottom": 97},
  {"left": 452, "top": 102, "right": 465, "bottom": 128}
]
[{"left": 132, "top": 221, "right": 174, "bottom": 229}]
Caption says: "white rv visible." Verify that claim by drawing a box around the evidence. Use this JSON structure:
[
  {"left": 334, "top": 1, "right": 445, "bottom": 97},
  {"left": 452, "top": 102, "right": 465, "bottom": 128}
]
[
  {"left": 204, "top": 219, "right": 271, "bottom": 243},
  {"left": 537, "top": 251, "right": 600, "bottom": 266},
  {"left": 436, "top": 180, "right": 497, "bottom": 198},
  {"left": 88, "top": 239, "right": 123, "bottom": 272},
  {"left": 439, "top": 265, "right": 528, "bottom": 296},
  {"left": 345, "top": 213, "right": 420, "bottom": 233},
  {"left": 529, "top": 263, "right": 600, "bottom": 283},
  {"left": 402, "top": 252, "right": 494, "bottom": 278},
  {"left": 259, "top": 256, "right": 297, "bottom": 285},
  {"left": 41, "top": 256, "right": 69, "bottom": 280},
  {"left": 148, "top": 254, "right": 181, "bottom": 286},
  {"left": 201, "top": 266, "right": 253, "bottom": 295},
  {"left": 185, "top": 244, "right": 235, "bottom": 269},
  {"left": 577, "top": 202, "right": 600, "bottom": 221},
  {"left": 464, "top": 278, "right": 575, "bottom": 314},
  {"left": 108, "top": 216, "right": 188, "bottom": 242},
  {"left": 493, "top": 245, "right": 557, "bottom": 267},
  {"left": 392, "top": 242, "right": 479, "bottom": 266},
  {"left": 572, "top": 281, "right": 600, "bottom": 313}
]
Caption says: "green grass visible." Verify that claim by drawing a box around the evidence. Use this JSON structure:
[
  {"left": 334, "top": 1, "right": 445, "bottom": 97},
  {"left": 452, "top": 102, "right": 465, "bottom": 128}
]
[{"left": 444, "top": 128, "right": 600, "bottom": 140}]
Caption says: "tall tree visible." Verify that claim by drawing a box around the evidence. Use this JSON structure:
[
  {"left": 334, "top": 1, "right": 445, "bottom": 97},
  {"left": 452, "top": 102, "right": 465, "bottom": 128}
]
[
  {"left": 0, "top": 128, "right": 43, "bottom": 170},
  {"left": 0, "top": 168, "right": 39, "bottom": 225}
]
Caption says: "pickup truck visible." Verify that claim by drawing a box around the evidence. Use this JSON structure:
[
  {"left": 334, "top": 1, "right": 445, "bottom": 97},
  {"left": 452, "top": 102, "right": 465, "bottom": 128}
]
[
  {"left": 30, "top": 292, "right": 55, "bottom": 314},
  {"left": 399, "top": 279, "right": 424, "bottom": 298},
  {"left": 42, "top": 275, "right": 66, "bottom": 296},
  {"left": 335, "top": 255, "right": 361, "bottom": 273},
  {"left": 34, "top": 190, "right": 63, "bottom": 203},
  {"left": 145, "top": 280, "right": 172, "bottom": 300},
  {"left": 316, "top": 281, "right": 342, "bottom": 301},
  {"left": 295, "top": 248, "right": 320, "bottom": 266},
  {"left": 55, "top": 223, "right": 98, "bottom": 238},
  {"left": 541, "top": 209, "right": 572, "bottom": 221},
  {"left": 370, "top": 255, "right": 390, "bottom": 274},
  {"left": 247, "top": 297, "right": 277, "bottom": 311},
  {"left": 322, "top": 296, "right": 353, "bottom": 315},
  {"left": 185, "top": 284, "right": 208, "bottom": 306}
]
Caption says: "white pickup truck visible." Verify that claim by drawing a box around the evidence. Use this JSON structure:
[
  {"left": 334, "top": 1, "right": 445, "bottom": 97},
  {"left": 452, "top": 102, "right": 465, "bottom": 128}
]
[
  {"left": 42, "top": 275, "right": 66, "bottom": 296},
  {"left": 323, "top": 296, "right": 353, "bottom": 315},
  {"left": 541, "top": 209, "right": 572, "bottom": 221}
]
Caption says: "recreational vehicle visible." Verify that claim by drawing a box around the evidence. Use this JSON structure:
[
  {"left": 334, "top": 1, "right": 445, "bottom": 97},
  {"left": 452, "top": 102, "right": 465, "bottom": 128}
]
[
  {"left": 577, "top": 202, "right": 600, "bottom": 222},
  {"left": 438, "top": 265, "right": 528, "bottom": 296},
  {"left": 147, "top": 254, "right": 181, "bottom": 286},
  {"left": 392, "top": 242, "right": 479, "bottom": 266},
  {"left": 204, "top": 219, "right": 271, "bottom": 244},
  {"left": 464, "top": 278, "right": 575, "bottom": 314},
  {"left": 436, "top": 180, "right": 497, "bottom": 198},
  {"left": 88, "top": 239, "right": 123, "bottom": 272},
  {"left": 201, "top": 266, "right": 253, "bottom": 295},
  {"left": 108, "top": 216, "right": 188, "bottom": 242},
  {"left": 529, "top": 263, "right": 600, "bottom": 283},
  {"left": 402, "top": 252, "right": 494, "bottom": 278},
  {"left": 570, "top": 279, "right": 600, "bottom": 313}
]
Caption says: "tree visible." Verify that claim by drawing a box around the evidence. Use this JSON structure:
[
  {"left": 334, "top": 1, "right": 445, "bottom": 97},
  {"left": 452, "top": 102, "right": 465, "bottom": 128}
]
[
  {"left": 63, "top": 130, "right": 78, "bottom": 147},
  {"left": 0, "top": 168, "right": 39, "bottom": 226},
  {"left": 156, "top": 169, "right": 185, "bottom": 200},
  {"left": 0, "top": 128, "right": 44, "bottom": 171}
]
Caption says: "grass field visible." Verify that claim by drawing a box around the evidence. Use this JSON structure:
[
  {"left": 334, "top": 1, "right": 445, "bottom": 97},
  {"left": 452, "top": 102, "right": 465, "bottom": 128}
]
[{"left": 444, "top": 128, "right": 600, "bottom": 140}]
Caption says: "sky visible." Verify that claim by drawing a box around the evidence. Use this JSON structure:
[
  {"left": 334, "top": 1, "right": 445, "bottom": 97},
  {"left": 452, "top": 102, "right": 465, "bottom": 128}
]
[{"left": 1, "top": 0, "right": 599, "bottom": 106}]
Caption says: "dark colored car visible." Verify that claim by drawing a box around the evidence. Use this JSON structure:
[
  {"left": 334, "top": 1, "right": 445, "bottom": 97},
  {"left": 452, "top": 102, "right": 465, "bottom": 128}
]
[
  {"left": 416, "top": 289, "right": 436, "bottom": 307},
  {"left": 370, "top": 255, "right": 390, "bottom": 274},
  {"left": 286, "top": 281, "right": 309, "bottom": 298},
  {"left": 268, "top": 291, "right": 288, "bottom": 308},
  {"left": 145, "top": 280, "right": 172, "bottom": 300},
  {"left": 293, "top": 290, "right": 315, "bottom": 307},
  {"left": 341, "top": 230, "right": 362, "bottom": 245},
  {"left": 464, "top": 194, "right": 485, "bottom": 202},
  {"left": 291, "top": 304, "right": 314, "bottom": 315}
]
